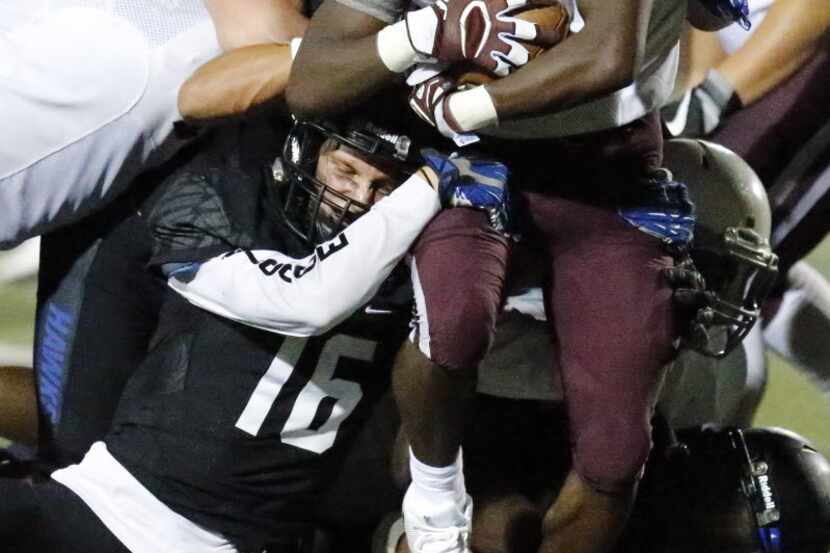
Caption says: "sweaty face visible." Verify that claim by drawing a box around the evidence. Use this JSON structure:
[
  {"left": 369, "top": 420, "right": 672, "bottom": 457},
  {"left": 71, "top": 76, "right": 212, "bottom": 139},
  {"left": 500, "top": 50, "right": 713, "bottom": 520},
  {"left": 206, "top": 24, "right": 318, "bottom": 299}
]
[
  {"left": 306, "top": 140, "right": 399, "bottom": 241},
  {"left": 280, "top": 122, "right": 414, "bottom": 246},
  {"left": 314, "top": 139, "right": 400, "bottom": 236},
  {"left": 315, "top": 142, "right": 397, "bottom": 207}
]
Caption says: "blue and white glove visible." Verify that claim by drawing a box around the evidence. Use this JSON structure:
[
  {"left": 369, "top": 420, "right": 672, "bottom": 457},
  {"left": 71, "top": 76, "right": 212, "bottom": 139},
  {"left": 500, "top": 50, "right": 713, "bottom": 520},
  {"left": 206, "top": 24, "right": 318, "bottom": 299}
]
[
  {"left": 618, "top": 168, "right": 696, "bottom": 248},
  {"left": 421, "top": 148, "right": 511, "bottom": 234}
]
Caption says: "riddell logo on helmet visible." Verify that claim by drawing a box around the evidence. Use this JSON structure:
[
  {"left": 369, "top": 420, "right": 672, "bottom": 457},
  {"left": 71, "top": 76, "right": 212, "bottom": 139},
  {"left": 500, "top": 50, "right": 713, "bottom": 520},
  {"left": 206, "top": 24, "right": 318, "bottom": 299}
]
[{"left": 758, "top": 475, "right": 777, "bottom": 511}]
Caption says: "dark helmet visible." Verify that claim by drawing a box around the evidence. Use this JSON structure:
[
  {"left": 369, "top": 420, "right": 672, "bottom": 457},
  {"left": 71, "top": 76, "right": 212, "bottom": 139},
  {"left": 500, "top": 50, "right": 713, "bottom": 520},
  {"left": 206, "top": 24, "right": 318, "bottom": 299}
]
[
  {"left": 663, "top": 139, "right": 779, "bottom": 357},
  {"left": 638, "top": 426, "right": 830, "bottom": 553},
  {"left": 272, "top": 118, "right": 420, "bottom": 247}
]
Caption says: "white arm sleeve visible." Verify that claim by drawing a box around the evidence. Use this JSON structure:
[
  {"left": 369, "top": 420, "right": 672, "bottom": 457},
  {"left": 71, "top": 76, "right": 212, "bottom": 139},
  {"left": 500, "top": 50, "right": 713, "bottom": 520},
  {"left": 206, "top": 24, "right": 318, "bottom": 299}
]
[{"left": 168, "top": 173, "right": 440, "bottom": 336}]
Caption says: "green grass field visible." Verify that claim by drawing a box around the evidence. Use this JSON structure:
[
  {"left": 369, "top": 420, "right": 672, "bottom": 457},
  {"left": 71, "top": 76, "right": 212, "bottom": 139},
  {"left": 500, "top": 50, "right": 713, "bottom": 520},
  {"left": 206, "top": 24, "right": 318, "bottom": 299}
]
[
  {"left": 1, "top": 241, "right": 829, "bottom": 456},
  {"left": 0, "top": 279, "right": 36, "bottom": 346}
]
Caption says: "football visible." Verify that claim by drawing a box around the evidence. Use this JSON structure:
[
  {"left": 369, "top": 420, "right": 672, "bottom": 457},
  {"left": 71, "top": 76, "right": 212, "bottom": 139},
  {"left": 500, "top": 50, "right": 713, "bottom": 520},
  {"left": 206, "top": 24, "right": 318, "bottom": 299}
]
[{"left": 451, "top": 3, "right": 570, "bottom": 86}]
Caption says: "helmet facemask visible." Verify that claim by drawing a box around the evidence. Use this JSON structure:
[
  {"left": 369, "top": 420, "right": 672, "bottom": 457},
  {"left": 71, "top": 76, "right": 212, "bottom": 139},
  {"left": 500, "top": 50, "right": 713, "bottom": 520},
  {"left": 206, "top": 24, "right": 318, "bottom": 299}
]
[
  {"left": 274, "top": 120, "right": 415, "bottom": 247},
  {"left": 663, "top": 139, "right": 780, "bottom": 358},
  {"left": 692, "top": 226, "right": 779, "bottom": 358}
]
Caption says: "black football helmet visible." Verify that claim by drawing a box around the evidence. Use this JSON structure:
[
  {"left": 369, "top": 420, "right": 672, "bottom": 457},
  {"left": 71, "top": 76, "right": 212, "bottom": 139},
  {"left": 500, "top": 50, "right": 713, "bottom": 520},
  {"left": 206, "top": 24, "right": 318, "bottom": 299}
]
[
  {"left": 663, "top": 139, "right": 780, "bottom": 357},
  {"left": 272, "top": 119, "right": 420, "bottom": 247},
  {"left": 636, "top": 426, "right": 830, "bottom": 553}
]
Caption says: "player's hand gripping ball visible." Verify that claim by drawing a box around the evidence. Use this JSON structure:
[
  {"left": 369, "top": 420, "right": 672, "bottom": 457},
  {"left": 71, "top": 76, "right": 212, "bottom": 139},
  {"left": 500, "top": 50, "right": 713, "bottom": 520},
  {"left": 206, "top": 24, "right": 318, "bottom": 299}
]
[
  {"left": 448, "top": 2, "right": 570, "bottom": 84},
  {"left": 409, "top": 73, "right": 457, "bottom": 135},
  {"left": 405, "top": 0, "right": 570, "bottom": 78},
  {"left": 408, "top": 2, "right": 569, "bottom": 139}
]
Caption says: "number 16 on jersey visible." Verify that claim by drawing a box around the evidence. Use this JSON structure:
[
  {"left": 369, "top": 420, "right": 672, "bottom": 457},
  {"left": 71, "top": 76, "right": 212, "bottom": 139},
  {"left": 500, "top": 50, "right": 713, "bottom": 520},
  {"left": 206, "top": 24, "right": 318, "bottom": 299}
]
[{"left": 235, "top": 335, "right": 377, "bottom": 454}]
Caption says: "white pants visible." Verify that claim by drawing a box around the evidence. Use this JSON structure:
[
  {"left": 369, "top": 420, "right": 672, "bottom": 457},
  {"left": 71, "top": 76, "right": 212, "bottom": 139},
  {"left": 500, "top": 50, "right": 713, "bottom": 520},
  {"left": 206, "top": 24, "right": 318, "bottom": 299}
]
[
  {"left": 764, "top": 261, "right": 830, "bottom": 397},
  {"left": 0, "top": 6, "right": 219, "bottom": 248}
]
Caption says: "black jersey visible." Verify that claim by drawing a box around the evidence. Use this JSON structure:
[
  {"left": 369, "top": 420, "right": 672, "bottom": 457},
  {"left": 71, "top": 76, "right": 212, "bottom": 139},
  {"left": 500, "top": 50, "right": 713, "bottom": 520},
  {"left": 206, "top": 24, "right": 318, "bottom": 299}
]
[
  {"left": 30, "top": 104, "right": 445, "bottom": 552},
  {"left": 32, "top": 118, "right": 292, "bottom": 467},
  {"left": 96, "top": 120, "right": 426, "bottom": 552},
  {"left": 105, "top": 285, "right": 410, "bottom": 552}
]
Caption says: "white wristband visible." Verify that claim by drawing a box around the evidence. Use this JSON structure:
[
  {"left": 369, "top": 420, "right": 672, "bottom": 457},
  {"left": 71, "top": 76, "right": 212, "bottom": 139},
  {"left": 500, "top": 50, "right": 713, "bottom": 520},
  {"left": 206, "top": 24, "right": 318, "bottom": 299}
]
[
  {"left": 447, "top": 86, "right": 498, "bottom": 132},
  {"left": 289, "top": 37, "right": 303, "bottom": 60},
  {"left": 377, "top": 20, "right": 418, "bottom": 73}
]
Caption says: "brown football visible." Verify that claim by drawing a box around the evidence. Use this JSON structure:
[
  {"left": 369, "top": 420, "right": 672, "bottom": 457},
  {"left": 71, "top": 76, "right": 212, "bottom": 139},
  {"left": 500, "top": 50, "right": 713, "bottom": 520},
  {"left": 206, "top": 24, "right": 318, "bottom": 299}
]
[{"left": 451, "top": 3, "right": 570, "bottom": 86}]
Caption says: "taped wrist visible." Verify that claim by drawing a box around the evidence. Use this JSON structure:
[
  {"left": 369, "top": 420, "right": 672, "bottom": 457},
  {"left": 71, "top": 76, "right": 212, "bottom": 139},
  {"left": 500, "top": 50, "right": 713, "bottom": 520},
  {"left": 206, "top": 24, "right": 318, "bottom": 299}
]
[
  {"left": 377, "top": 20, "right": 419, "bottom": 73},
  {"left": 404, "top": 6, "right": 440, "bottom": 58},
  {"left": 700, "top": 68, "right": 741, "bottom": 118},
  {"left": 446, "top": 86, "right": 498, "bottom": 132}
]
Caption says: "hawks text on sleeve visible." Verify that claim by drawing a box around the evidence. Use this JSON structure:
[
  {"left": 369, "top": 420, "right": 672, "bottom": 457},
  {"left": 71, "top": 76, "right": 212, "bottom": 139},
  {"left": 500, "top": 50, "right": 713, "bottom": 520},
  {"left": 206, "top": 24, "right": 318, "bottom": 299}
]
[{"left": 167, "top": 173, "right": 439, "bottom": 336}]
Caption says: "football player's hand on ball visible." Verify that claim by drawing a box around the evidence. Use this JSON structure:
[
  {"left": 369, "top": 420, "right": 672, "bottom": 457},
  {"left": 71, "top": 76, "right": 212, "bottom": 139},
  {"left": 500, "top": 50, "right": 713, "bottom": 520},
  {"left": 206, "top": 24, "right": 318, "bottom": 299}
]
[
  {"left": 405, "top": 0, "right": 565, "bottom": 77},
  {"left": 420, "top": 148, "right": 511, "bottom": 234},
  {"left": 409, "top": 74, "right": 458, "bottom": 133},
  {"left": 663, "top": 252, "right": 719, "bottom": 352},
  {"left": 409, "top": 74, "right": 481, "bottom": 146}
]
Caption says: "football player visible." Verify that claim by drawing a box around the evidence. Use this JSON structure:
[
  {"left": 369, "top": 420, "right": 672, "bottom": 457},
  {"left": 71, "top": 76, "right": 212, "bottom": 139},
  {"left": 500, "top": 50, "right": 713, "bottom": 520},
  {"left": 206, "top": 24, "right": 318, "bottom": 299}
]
[
  {"left": 341, "top": 139, "right": 826, "bottom": 553},
  {"left": 286, "top": 1, "right": 745, "bottom": 552},
  {"left": 663, "top": 0, "right": 830, "bottom": 400},
  {"left": 4, "top": 0, "right": 311, "bottom": 424},
  {"left": 29, "top": 117, "right": 293, "bottom": 469},
  {"left": 27, "top": 4, "right": 313, "bottom": 466},
  {"left": 0, "top": 115, "right": 512, "bottom": 553},
  {"left": 454, "top": 138, "right": 784, "bottom": 553}
]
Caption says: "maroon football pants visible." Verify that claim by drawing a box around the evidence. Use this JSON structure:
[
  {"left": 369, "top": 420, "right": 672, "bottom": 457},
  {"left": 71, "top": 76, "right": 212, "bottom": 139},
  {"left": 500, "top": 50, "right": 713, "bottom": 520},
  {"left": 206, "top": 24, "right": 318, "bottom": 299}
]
[{"left": 407, "top": 113, "right": 678, "bottom": 492}]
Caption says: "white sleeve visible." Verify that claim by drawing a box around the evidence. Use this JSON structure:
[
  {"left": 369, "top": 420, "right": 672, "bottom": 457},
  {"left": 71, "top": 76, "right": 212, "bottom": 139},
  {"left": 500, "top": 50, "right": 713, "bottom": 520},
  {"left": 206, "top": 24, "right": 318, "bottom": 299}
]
[{"left": 167, "top": 173, "right": 440, "bottom": 336}]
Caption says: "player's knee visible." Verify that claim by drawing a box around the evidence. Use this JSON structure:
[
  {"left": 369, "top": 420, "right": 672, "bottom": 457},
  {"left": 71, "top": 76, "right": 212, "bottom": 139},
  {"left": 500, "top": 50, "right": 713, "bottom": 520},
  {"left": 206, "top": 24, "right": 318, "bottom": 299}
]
[
  {"left": 573, "top": 415, "right": 653, "bottom": 493},
  {"left": 409, "top": 266, "right": 500, "bottom": 371},
  {"left": 414, "top": 302, "right": 497, "bottom": 371},
  {"left": 409, "top": 211, "right": 507, "bottom": 372}
]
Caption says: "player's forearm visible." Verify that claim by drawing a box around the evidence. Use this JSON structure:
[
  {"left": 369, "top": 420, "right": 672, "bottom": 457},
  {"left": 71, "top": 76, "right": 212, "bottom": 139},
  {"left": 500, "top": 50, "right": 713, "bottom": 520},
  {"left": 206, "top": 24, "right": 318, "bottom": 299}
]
[
  {"left": 279, "top": 172, "right": 441, "bottom": 334},
  {"left": 204, "top": 0, "right": 308, "bottom": 49},
  {"left": 674, "top": 25, "right": 728, "bottom": 97},
  {"left": 286, "top": 1, "right": 401, "bottom": 118},
  {"left": 484, "top": 0, "right": 648, "bottom": 121},
  {"left": 716, "top": 0, "right": 830, "bottom": 105},
  {"left": 287, "top": 37, "right": 394, "bottom": 119},
  {"left": 484, "top": 34, "right": 636, "bottom": 121},
  {"left": 168, "top": 173, "right": 440, "bottom": 336},
  {"left": 179, "top": 43, "right": 295, "bottom": 122}
]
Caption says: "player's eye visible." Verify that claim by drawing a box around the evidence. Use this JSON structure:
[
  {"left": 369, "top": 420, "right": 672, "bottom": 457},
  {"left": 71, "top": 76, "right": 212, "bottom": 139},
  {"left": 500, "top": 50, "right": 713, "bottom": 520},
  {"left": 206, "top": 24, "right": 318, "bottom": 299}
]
[
  {"left": 333, "top": 160, "right": 357, "bottom": 176},
  {"left": 373, "top": 181, "right": 396, "bottom": 199}
]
